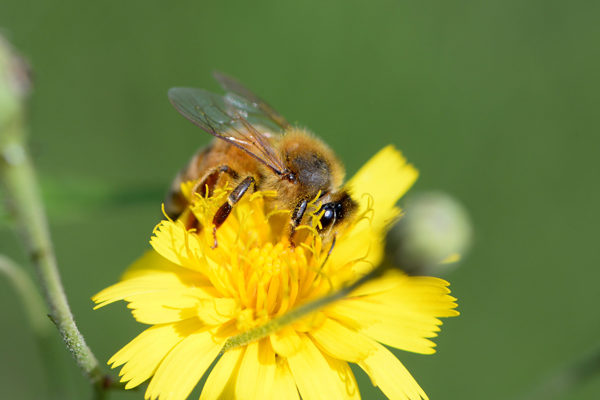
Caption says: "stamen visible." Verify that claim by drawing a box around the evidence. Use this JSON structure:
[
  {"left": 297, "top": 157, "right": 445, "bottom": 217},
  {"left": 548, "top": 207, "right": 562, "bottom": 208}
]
[
  {"left": 275, "top": 264, "right": 290, "bottom": 316},
  {"left": 160, "top": 203, "right": 174, "bottom": 222},
  {"left": 265, "top": 274, "right": 279, "bottom": 314},
  {"left": 287, "top": 257, "right": 299, "bottom": 312},
  {"left": 305, "top": 190, "right": 322, "bottom": 209}
]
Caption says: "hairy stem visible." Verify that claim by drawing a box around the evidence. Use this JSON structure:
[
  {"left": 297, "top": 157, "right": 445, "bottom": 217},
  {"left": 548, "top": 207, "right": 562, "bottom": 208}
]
[
  {"left": 0, "top": 111, "right": 106, "bottom": 387},
  {"left": 0, "top": 255, "right": 72, "bottom": 398},
  {"left": 0, "top": 255, "right": 49, "bottom": 335}
]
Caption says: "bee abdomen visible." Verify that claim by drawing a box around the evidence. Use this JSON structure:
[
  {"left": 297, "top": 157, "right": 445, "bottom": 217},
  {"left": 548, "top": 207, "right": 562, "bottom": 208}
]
[{"left": 164, "top": 145, "right": 213, "bottom": 219}]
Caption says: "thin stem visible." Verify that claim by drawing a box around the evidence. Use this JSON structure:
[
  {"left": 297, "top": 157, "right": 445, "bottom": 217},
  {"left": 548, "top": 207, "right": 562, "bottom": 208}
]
[
  {"left": 93, "top": 385, "right": 108, "bottom": 400},
  {"left": 221, "top": 261, "right": 387, "bottom": 353},
  {"left": 0, "top": 255, "right": 72, "bottom": 399},
  {"left": 0, "top": 111, "right": 105, "bottom": 388},
  {"left": 0, "top": 255, "right": 50, "bottom": 335}
]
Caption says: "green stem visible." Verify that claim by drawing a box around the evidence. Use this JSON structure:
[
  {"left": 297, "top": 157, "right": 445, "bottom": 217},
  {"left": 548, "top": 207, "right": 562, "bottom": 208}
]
[
  {"left": 0, "top": 255, "right": 72, "bottom": 399},
  {"left": 0, "top": 112, "right": 106, "bottom": 389},
  {"left": 0, "top": 254, "right": 50, "bottom": 335},
  {"left": 93, "top": 385, "right": 108, "bottom": 400},
  {"left": 221, "top": 261, "right": 387, "bottom": 353}
]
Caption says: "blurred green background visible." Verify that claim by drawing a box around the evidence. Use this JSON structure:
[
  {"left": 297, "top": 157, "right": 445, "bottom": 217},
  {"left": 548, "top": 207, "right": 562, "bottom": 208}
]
[{"left": 1, "top": 0, "right": 599, "bottom": 399}]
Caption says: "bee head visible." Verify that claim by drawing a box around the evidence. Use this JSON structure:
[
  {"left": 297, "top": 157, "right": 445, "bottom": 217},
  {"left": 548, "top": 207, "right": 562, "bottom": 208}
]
[{"left": 317, "top": 191, "right": 356, "bottom": 231}]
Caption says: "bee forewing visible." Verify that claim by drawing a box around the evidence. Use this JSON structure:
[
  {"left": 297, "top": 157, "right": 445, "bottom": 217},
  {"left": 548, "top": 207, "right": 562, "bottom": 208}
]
[
  {"left": 168, "top": 87, "right": 287, "bottom": 175},
  {"left": 213, "top": 71, "right": 291, "bottom": 131}
]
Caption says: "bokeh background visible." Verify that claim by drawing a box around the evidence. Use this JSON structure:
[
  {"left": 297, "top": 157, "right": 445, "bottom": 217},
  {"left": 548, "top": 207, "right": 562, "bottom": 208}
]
[{"left": 1, "top": 1, "right": 599, "bottom": 399}]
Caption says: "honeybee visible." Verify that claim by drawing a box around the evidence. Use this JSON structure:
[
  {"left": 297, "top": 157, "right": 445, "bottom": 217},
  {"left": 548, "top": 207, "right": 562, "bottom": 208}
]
[{"left": 165, "top": 72, "right": 357, "bottom": 247}]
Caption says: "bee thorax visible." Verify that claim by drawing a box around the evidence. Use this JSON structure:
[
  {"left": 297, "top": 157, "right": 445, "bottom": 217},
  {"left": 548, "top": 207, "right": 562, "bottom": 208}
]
[{"left": 289, "top": 153, "right": 331, "bottom": 189}]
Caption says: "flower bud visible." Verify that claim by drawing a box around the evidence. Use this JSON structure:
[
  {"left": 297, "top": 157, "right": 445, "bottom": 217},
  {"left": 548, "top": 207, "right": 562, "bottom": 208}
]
[
  {"left": 0, "top": 35, "right": 31, "bottom": 130},
  {"left": 387, "top": 191, "right": 472, "bottom": 276}
]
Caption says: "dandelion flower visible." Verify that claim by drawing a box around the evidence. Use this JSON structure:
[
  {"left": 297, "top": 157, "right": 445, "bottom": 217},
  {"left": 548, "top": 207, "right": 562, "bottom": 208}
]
[{"left": 93, "top": 146, "right": 459, "bottom": 400}]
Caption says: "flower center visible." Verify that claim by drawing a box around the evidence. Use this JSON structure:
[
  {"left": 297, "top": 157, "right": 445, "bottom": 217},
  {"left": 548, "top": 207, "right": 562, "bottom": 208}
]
[
  {"left": 186, "top": 188, "right": 340, "bottom": 331},
  {"left": 234, "top": 241, "right": 317, "bottom": 326}
]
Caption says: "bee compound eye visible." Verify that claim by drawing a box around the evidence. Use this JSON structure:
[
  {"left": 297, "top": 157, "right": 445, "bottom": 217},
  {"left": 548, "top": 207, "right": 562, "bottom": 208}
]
[{"left": 319, "top": 204, "right": 336, "bottom": 230}]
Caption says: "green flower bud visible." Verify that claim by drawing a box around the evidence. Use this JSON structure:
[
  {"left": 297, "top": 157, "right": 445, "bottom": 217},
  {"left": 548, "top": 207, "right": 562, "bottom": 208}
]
[
  {"left": 387, "top": 191, "right": 472, "bottom": 275},
  {"left": 0, "top": 35, "right": 30, "bottom": 131}
]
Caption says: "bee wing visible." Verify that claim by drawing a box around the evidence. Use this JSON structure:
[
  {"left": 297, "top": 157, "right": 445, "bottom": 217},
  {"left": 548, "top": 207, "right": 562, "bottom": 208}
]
[
  {"left": 168, "top": 87, "right": 287, "bottom": 175},
  {"left": 213, "top": 71, "right": 291, "bottom": 132}
]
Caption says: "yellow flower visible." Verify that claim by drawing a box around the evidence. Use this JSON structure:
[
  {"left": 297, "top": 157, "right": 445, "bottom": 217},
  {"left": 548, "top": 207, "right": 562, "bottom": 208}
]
[{"left": 93, "top": 146, "right": 459, "bottom": 400}]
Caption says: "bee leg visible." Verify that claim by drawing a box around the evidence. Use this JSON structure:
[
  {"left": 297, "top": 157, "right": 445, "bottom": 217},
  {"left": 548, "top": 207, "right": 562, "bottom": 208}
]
[
  {"left": 181, "top": 166, "right": 240, "bottom": 231},
  {"left": 212, "top": 176, "right": 256, "bottom": 249},
  {"left": 192, "top": 165, "right": 239, "bottom": 198},
  {"left": 289, "top": 198, "right": 309, "bottom": 248},
  {"left": 166, "top": 165, "right": 239, "bottom": 223}
]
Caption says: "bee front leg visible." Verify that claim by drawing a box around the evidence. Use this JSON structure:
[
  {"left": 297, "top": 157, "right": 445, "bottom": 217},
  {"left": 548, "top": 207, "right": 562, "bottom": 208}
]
[
  {"left": 212, "top": 176, "right": 256, "bottom": 249},
  {"left": 289, "top": 198, "right": 309, "bottom": 248}
]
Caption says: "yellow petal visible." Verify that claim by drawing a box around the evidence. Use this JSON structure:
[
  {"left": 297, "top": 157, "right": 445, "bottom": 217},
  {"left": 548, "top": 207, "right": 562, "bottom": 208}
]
[
  {"left": 120, "top": 250, "right": 184, "bottom": 280},
  {"left": 235, "top": 339, "right": 276, "bottom": 400},
  {"left": 93, "top": 276, "right": 195, "bottom": 310},
  {"left": 92, "top": 251, "right": 209, "bottom": 311},
  {"left": 149, "top": 220, "right": 209, "bottom": 273},
  {"left": 287, "top": 334, "right": 359, "bottom": 400},
  {"left": 350, "top": 270, "right": 407, "bottom": 296},
  {"left": 93, "top": 255, "right": 217, "bottom": 325},
  {"left": 145, "top": 329, "right": 221, "bottom": 400},
  {"left": 326, "top": 355, "right": 361, "bottom": 400},
  {"left": 358, "top": 341, "right": 428, "bottom": 400},
  {"left": 108, "top": 318, "right": 202, "bottom": 389},
  {"left": 119, "top": 250, "right": 211, "bottom": 291},
  {"left": 126, "top": 290, "right": 201, "bottom": 325},
  {"left": 309, "top": 317, "right": 375, "bottom": 362},
  {"left": 270, "top": 357, "right": 299, "bottom": 400},
  {"left": 270, "top": 326, "right": 303, "bottom": 357},
  {"left": 346, "top": 145, "right": 418, "bottom": 221},
  {"left": 331, "top": 146, "right": 418, "bottom": 272},
  {"left": 327, "top": 274, "right": 458, "bottom": 354},
  {"left": 328, "top": 213, "right": 391, "bottom": 276},
  {"left": 200, "top": 348, "right": 244, "bottom": 400},
  {"left": 196, "top": 297, "right": 239, "bottom": 325}
]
